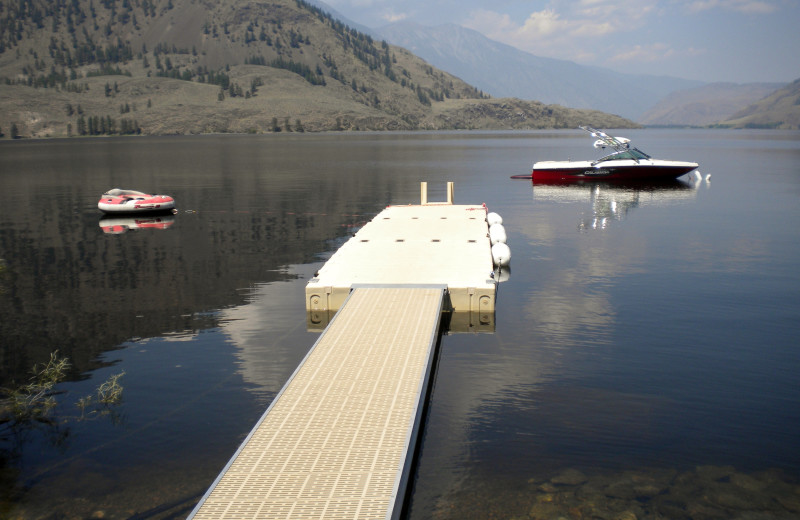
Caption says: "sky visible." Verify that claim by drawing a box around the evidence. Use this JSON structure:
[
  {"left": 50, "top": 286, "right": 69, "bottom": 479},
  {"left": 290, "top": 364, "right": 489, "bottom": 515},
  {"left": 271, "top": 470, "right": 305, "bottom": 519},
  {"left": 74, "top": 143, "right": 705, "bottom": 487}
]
[{"left": 321, "top": 0, "right": 800, "bottom": 84}]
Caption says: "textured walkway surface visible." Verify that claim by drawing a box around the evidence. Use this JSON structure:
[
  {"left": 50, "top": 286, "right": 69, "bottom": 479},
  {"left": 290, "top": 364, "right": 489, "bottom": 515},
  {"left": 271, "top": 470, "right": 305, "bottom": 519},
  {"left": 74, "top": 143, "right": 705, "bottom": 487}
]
[{"left": 189, "top": 286, "right": 446, "bottom": 520}]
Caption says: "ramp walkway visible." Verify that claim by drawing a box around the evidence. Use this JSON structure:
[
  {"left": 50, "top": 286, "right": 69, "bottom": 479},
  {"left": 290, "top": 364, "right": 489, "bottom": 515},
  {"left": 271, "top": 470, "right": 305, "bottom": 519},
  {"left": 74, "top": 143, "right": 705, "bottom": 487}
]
[{"left": 189, "top": 286, "right": 446, "bottom": 520}]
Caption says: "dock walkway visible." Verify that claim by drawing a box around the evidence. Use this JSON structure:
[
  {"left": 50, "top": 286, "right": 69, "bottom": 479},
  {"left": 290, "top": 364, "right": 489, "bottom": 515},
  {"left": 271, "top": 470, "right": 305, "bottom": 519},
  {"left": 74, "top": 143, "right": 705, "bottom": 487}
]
[
  {"left": 190, "top": 184, "right": 501, "bottom": 519},
  {"left": 189, "top": 286, "right": 446, "bottom": 520}
]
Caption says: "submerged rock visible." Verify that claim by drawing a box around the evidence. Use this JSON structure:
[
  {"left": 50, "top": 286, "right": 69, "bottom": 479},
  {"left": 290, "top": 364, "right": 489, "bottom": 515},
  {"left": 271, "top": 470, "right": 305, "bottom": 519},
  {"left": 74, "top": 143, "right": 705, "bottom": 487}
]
[
  {"left": 551, "top": 468, "right": 588, "bottom": 486},
  {"left": 437, "top": 465, "right": 800, "bottom": 519}
]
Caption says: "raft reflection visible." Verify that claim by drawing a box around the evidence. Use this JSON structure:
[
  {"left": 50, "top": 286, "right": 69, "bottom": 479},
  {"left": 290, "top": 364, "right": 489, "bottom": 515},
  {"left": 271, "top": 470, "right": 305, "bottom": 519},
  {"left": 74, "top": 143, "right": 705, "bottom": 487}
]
[{"left": 99, "top": 214, "right": 176, "bottom": 234}]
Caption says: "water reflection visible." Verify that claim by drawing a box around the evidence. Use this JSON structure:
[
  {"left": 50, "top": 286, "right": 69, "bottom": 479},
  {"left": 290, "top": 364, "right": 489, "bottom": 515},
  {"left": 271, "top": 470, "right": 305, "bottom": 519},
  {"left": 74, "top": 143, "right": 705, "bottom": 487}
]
[
  {"left": 1, "top": 131, "right": 798, "bottom": 520},
  {"left": 98, "top": 214, "right": 176, "bottom": 234},
  {"left": 531, "top": 179, "right": 701, "bottom": 231},
  {"left": 0, "top": 136, "right": 392, "bottom": 384},
  {"left": 218, "top": 264, "right": 320, "bottom": 400}
]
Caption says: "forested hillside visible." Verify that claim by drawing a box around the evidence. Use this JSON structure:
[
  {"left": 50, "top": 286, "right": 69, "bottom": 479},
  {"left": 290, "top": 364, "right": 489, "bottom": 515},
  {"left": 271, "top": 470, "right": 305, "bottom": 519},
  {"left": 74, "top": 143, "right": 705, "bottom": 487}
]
[{"left": 0, "top": 0, "right": 635, "bottom": 137}]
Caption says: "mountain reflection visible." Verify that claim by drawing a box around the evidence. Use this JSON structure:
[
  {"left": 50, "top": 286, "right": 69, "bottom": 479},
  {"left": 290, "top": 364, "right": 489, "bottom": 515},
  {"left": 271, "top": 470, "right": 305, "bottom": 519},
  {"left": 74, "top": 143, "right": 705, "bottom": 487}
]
[{"left": 0, "top": 136, "right": 410, "bottom": 383}]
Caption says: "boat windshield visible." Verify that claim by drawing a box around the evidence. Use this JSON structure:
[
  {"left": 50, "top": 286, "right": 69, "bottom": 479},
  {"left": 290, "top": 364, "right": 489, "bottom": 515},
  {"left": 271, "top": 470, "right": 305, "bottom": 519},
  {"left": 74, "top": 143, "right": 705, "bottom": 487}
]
[{"left": 595, "top": 147, "right": 651, "bottom": 164}]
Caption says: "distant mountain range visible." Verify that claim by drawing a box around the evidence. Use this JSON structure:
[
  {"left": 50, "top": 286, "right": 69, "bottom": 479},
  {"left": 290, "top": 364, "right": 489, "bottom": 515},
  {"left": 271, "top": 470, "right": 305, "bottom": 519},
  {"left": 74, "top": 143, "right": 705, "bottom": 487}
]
[
  {"left": 0, "top": 0, "right": 794, "bottom": 138},
  {"left": 718, "top": 78, "right": 800, "bottom": 129},
  {"left": 262, "top": 1, "right": 800, "bottom": 128},
  {"left": 377, "top": 21, "right": 704, "bottom": 122},
  {"left": 639, "top": 82, "right": 785, "bottom": 127},
  {"left": 375, "top": 21, "right": 799, "bottom": 127}
]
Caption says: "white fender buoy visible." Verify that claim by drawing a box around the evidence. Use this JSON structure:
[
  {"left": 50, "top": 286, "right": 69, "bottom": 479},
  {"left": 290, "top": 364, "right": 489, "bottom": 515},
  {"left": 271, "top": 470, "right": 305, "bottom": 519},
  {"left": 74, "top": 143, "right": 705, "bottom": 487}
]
[
  {"left": 487, "top": 212, "right": 503, "bottom": 226},
  {"left": 491, "top": 242, "right": 511, "bottom": 267},
  {"left": 705, "top": 173, "right": 711, "bottom": 181},
  {"left": 489, "top": 223, "right": 507, "bottom": 245}
]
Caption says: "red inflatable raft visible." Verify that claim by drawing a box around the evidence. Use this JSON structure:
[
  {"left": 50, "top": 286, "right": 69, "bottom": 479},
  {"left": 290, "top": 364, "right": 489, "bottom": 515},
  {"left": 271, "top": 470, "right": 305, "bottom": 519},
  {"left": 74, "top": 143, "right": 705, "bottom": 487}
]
[{"left": 98, "top": 189, "right": 175, "bottom": 214}]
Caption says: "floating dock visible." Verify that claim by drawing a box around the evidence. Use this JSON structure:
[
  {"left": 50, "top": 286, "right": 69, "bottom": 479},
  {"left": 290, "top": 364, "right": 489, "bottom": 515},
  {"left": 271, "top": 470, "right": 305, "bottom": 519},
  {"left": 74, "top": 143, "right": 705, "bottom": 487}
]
[
  {"left": 189, "top": 183, "right": 501, "bottom": 519},
  {"left": 307, "top": 184, "right": 496, "bottom": 332}
]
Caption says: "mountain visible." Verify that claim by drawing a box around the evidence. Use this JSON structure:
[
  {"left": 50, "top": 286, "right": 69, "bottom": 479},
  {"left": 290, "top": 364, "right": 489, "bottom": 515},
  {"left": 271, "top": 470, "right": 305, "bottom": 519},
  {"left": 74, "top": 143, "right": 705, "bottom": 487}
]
[
  {"left": 0, "top": 0, "right": 634, "bottom": 139},
  {"left": 716, "top": 78, "right": 800, "bottom": 129},
  {"left": 377, "top": 22, "right": 704, "bottom": 122},
  {"left": 303, "top": 0, "right": 377, "bottom": 38},
  {"left": 639, "top": 82, "right": 785, "bottom": 127}
]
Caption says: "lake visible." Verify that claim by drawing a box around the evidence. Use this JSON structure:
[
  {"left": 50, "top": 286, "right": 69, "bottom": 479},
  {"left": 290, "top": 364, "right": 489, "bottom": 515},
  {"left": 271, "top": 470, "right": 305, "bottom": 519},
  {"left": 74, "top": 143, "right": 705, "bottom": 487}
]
[{"left": 1, "top": 129, "right": 799, "bottom": 519}]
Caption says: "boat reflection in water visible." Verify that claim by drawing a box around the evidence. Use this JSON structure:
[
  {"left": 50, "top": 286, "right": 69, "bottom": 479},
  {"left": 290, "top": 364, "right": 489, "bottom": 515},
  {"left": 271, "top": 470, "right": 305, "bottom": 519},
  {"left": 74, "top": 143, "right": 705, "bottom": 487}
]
[
  {"left": 532, "top": 177, "right": 704, "bottom": 231},
  {"left": 99, "top": 214, "right": 176, "bottom": 234}
]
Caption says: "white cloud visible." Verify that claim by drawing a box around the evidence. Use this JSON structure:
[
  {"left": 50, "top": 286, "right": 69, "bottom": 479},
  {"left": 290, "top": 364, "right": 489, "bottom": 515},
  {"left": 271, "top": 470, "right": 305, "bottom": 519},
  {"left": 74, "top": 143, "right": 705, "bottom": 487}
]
[
  {"left": 462, "top": 3, "right": 646, "bottom": 59},
  {"left": 517, "top": 9, "right": 568, "bottom": 38},
  {"left": 683, "top": 0, "right": 779, "bottom": 14},
  {"left": 461, "top": 1, "right": 710, "bottom": 71},
  {"left": 349, "top": 0, "right": 382, "bottom": 6},
  {"left": 462, "top": 9, "right": 517, "bottom": 34},
  {"left": 381, "top": 9, "right": 409, "bottom": 23},
  {"left": 323, "top": 0, "right": 384, "bottom": 8},
  {"left": 609, "top": 43, "right": 675, "bottom": 63}
]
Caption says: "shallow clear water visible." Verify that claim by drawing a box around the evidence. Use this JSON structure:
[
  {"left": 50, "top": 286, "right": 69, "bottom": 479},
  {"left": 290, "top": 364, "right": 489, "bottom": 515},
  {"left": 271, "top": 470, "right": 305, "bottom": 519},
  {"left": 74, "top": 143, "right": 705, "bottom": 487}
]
[{"left": 0, "top": 129, "right": 798, "bottom": 519}]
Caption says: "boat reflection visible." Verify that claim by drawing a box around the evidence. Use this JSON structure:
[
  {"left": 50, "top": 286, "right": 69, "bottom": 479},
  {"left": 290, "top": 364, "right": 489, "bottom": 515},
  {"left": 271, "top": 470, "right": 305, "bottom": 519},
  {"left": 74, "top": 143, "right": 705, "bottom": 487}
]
[
  {"left": 532, "top": 178, "right": 701, "bottom": 231},
  {"left": 99, "top": 214, "right": 176, "bottom": 234}
]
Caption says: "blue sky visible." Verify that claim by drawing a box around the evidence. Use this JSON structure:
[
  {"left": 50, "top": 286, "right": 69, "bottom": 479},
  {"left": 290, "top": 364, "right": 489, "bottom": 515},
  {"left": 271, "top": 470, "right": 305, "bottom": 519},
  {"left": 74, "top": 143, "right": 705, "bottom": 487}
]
[{"left": 322, "top": 0, "right": 799, "bottom": 84}]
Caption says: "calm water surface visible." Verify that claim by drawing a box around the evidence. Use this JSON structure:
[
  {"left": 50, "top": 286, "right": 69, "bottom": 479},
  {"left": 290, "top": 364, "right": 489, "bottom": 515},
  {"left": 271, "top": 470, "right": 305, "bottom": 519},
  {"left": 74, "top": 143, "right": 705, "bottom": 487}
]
[{"left": 1, "top": 130, "right": 799, "bottom": 519}]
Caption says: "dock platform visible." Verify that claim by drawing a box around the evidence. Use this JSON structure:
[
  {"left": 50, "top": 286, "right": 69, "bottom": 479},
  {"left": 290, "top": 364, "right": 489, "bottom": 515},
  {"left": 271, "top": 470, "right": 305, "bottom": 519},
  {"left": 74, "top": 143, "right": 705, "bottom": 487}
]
[{"left": 306, "top": 202, "right": 496, "bottom": 332}]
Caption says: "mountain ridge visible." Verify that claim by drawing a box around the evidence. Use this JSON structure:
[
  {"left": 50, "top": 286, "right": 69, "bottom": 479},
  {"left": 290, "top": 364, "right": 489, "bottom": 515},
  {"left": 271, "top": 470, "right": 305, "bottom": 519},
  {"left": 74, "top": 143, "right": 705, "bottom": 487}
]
[
  {"left": 717, "top": 78, "right": 800, "bottom": 129},
  {"left": 376, "top": 21, "right": 705, "bottom": 122},
  {"left": 0, "top": 0, "right": 634, "bottom": 138},
  {"left": 639, "top": 82, "right": 785, "bottom": 127}
]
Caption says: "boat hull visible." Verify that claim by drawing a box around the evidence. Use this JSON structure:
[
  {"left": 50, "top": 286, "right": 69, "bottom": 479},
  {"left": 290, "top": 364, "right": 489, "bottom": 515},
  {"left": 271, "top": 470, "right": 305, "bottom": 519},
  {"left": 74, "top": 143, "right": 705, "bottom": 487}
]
[
  {"left": 532, "top": 159, "right": 698, "bottom": 182},
  {"left": 98, "top": 189, "right": 175, "bottom": 214}
]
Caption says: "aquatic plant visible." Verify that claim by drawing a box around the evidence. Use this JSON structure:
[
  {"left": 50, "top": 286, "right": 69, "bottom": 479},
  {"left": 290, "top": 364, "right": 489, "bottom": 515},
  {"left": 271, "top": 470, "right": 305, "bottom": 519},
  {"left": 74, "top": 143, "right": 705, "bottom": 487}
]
[
  {"left": 0, "top": 351, "right": 125, "bottom": 436},
  {"left": 76, "top": 370, "right": 125, "bottom": 420},
  {"left": 0, "top": 351, "right": 69, "bottom": 428}
]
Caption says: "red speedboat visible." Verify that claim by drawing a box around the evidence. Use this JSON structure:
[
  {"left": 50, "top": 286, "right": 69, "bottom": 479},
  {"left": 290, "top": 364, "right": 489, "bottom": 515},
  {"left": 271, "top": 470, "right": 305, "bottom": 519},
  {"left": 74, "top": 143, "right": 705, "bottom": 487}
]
[
  {"left": 527, "top": 127, "right": 698, "bottom": 182},
  {"left": 98, "top": 189, "right": 175, "bottom": 214}
]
